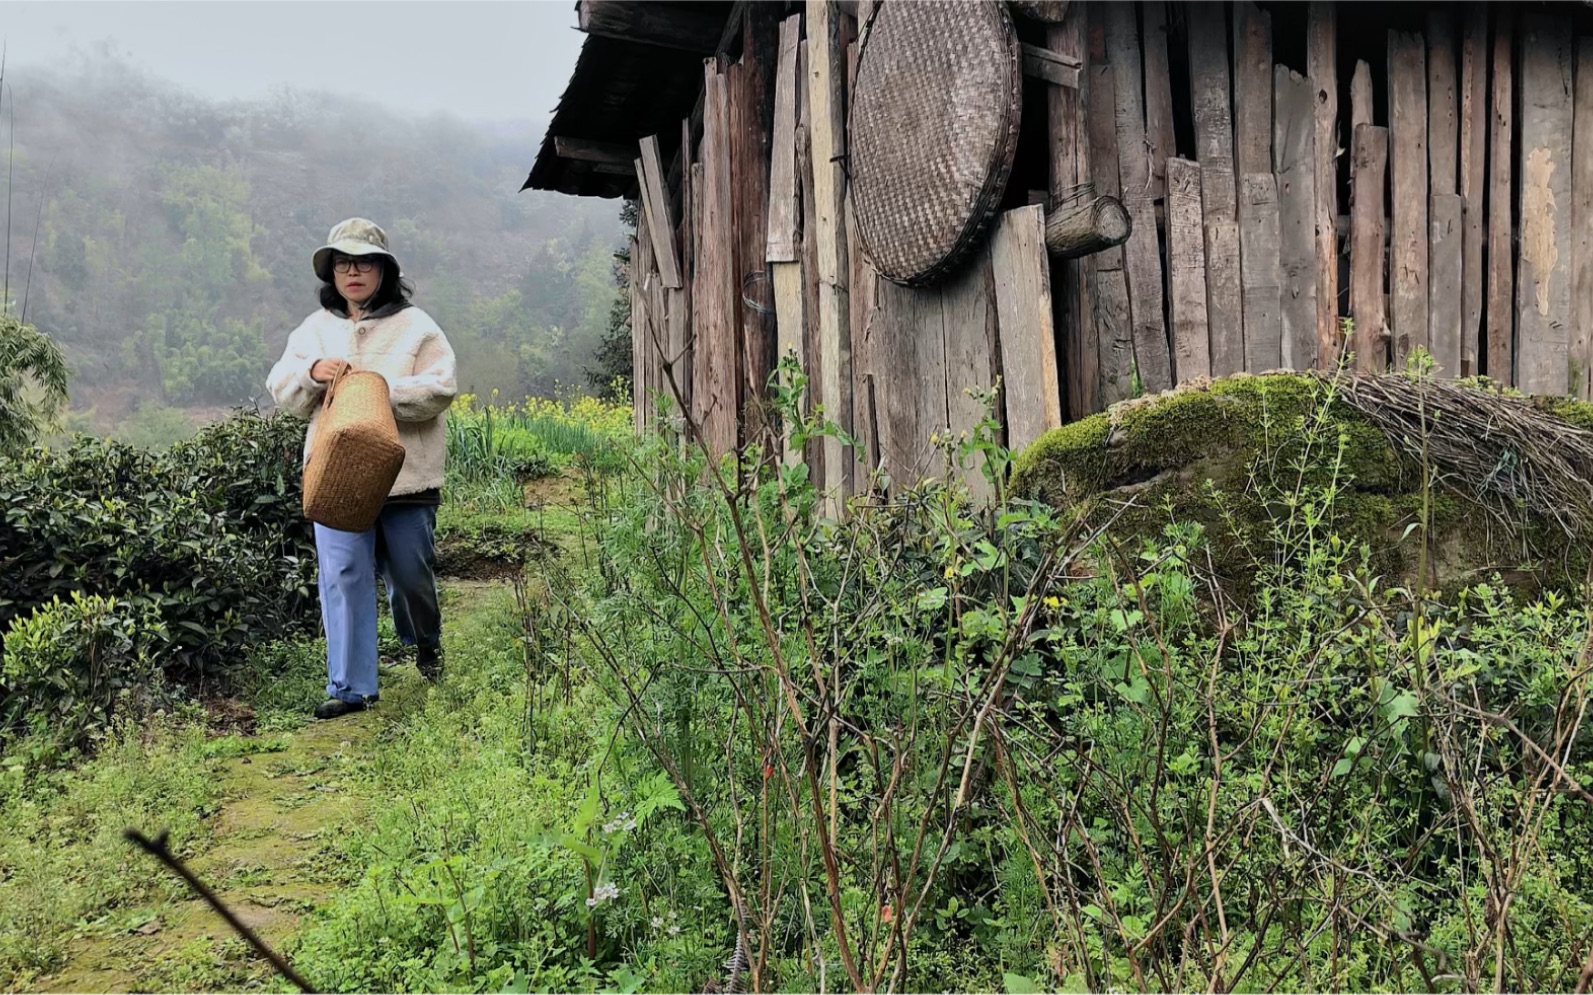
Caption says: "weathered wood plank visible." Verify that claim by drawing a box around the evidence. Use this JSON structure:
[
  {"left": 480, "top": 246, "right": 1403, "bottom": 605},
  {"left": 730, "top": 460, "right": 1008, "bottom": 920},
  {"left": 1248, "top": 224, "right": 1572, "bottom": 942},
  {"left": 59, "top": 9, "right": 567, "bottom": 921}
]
[
  {"left": 1021, "top": 42, "right": 1081, "bottom": 89},
  {"left": 1459, "top": 5, "right": 1487, "bottom": 378},
  {"left": 765, "top": 14, "right": 802, "bottom": 264},
  {"left": 1142, "top": 1, "right": 1175, "bottom": 200},
  {"left": 846, "top": 32, "right": 878, "bottom": 493},
  {"left": 1427, "top": 12, "right": 1459, "bottom": 196},
  {"left": 1308, "top": 2, "right": 1340, "bottom": 368},
  {"left": 772, "top": 261, "right": 803, "bottom": 458},
  {"left": 1104, "top": 2, "right": 1171, "bottom": 392},
  {"left": 1429, "top": 193, "right": 1464, "bottom": 377},
  {"left": 1350, "top": 124, "right": 1389, "bottom": 373},
  {"left": 1088, "top": 9, "right": 1134, "bottom": 402},
  {"left": 991, "top": 205, "right": 1061, "bottom": 450},
  {"left": 942, "top": 248, "right": 997, "bottom": 501},
  {"left": 873, "top": 282, "right": 949, "bottom": 489},
  {"left": 1239, "top": 173, "right": 1282, "bottom": 370},
  {"left": 630, "top": 235, "right": 643, "bottom": 433},
  {"left": 696, "top": 65, "right": 739, "bottom": 458},
  {"left": 1515, "top": 13, "right": 1574, "bottom": 397},
  {"left": 1094, "top": 267, "right": 1135, "bottom": 403},
  {"left": 727, "top": 58, "right": 771, "bottom": 443},
  {"left": 1166, "top": 158, "right": 1210, "bottom": 382},
  {"left": 1487, "top": 13, "right": 1514, "bottom": 385},
  {"left": 1048, "top": 9, "right": 1091, "bottom": 418},
  {"left": 637, "top": 138, "right": 683, "bottom": 289},
  {"left": 667, "top": 118, "right": 693, "bottom": 415},
  {"left": 1351, "top": 59, "right": 1373, "bottom": 132},
  {"left": 807, "top": 0, "right": 851, "bottom": 502},
  {"left": 634, "top": 212, "right": 657, "bottom": 424},
  {"left": 1232, "top": 1, "right": 1273, "bottom": 177},
  {"left": 1275, "top": 66, "right": 1317, "bottom": 371},
  {"left": 1388, "top": 31, "right": 1429, "bottom": 368},
  {"left": 1575, "top": 37, "right": 1593, "bottom": 400},
  {"left": 1187, "top": 7, "right": 1242, "bottom": 376}
]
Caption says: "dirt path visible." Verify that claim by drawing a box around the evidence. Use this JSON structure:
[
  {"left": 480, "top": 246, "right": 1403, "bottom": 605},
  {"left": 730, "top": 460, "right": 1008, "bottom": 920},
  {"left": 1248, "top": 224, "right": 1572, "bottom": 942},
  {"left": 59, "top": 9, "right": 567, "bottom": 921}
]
[{"left": 35, "top": 582, "right": 501, "bottom": 994}]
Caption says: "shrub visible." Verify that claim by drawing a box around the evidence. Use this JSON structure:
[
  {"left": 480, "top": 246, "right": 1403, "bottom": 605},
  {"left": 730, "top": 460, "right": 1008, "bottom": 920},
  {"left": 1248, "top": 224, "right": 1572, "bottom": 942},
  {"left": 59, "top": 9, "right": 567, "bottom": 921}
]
[{"left": 0, "top": 410, "right": 317, "bottom": 741}]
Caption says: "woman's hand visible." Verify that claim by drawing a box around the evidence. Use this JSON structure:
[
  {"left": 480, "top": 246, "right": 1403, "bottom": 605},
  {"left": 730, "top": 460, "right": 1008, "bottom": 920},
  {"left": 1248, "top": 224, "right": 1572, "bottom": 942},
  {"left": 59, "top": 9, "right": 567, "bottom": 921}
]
[{"left": 310, "top": 359, "right": 352, "bottom": 383}]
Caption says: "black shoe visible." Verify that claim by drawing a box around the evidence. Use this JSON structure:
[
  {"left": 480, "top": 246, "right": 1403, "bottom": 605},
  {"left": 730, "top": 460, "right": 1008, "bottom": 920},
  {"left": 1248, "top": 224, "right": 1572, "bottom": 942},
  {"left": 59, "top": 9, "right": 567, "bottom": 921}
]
[
  {"left": 314, "top": 697, "right": 371, "bottom": 720},
  {"left": 417, "top": 644, "right": 444, "bottom": 683}
]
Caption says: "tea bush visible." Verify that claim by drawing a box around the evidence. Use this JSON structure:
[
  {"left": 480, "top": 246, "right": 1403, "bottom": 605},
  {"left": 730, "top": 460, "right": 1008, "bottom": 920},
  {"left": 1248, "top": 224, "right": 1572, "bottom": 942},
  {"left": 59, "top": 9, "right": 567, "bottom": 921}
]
[{"left": 0, "top": 410, "right": 317, "bottom": 743}]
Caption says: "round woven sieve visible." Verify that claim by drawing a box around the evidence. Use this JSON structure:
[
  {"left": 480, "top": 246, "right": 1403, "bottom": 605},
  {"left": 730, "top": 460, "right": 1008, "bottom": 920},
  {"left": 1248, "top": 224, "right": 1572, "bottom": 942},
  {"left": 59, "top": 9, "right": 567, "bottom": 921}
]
[{"left": 849, "top": 0, "right": 1023, "bottom": 288}]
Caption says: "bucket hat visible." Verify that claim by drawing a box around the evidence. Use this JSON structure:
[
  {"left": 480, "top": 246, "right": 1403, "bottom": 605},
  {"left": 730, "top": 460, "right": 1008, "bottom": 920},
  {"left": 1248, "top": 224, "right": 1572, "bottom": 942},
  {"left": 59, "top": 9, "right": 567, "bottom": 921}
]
[{"left": 313, "top": 218, "right": 398, "bottom": 282}]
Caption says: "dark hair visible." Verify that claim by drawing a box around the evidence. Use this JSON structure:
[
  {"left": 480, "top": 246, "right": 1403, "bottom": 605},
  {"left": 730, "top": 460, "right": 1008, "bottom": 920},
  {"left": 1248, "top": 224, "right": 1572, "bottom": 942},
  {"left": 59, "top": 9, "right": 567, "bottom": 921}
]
[{"left": 318, "top": 256, "right": 414, "bottom": 317}]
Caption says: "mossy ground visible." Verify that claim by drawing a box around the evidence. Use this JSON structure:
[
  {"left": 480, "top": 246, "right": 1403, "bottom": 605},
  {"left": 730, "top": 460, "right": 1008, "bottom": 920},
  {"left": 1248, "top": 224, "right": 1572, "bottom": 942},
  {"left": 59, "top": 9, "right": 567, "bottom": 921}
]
[{"left": 1011, "top": 373, "right": 1592, "bottom": 595}]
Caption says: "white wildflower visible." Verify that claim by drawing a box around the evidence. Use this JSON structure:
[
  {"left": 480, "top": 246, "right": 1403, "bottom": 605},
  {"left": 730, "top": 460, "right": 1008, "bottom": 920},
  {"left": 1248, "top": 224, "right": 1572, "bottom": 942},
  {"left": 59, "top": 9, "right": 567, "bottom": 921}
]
[
  {"left": 651, "top": 916, "right": 664, "bottom": 929},
  {"left": 586, "top": 881, "right": 620, "bottom": 909},
  {"left": 603, "top": 811, "right": 634, "bottom": 834},
  {"left": 668, "top": 924, "right": 682, "bottom": 937}
]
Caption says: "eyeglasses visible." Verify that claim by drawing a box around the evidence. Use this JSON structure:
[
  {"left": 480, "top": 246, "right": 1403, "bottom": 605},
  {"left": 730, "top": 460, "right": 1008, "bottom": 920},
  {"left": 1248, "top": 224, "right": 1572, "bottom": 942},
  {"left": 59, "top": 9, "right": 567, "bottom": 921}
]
[{"left": 332, "top": 257, "right": 378, "bottom": 274}]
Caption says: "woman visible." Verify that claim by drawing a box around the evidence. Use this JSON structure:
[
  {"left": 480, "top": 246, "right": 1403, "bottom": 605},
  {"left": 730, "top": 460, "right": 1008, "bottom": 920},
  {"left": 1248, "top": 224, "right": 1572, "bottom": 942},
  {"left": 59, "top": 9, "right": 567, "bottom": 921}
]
[{"left": 267, "top": 218, "right": 457, "bottom": 720}]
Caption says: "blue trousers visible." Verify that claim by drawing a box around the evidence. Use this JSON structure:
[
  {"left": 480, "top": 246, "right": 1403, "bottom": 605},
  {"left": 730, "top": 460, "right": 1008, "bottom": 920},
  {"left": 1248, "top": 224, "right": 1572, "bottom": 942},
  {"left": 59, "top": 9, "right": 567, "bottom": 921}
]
[{"left": 314, "top": 504, "right": 441, "bottom": 704}]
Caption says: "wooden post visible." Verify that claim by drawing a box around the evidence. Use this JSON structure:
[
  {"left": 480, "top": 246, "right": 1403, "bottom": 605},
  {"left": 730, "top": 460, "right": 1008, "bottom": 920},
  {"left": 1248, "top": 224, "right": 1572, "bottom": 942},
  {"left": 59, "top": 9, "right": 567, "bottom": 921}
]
[
  {"left": 992, "top": 205, "right": 1061, "bottom": 450},
  {"left": 637, "top": 138, "right": 683, "bottom": 289},
  {"left": 942, "top": 249, "right": 997, "bottom": 501},
  {"left": 1166, "top": 158, "right": 1211, "bottom": 382},
  {"left": 798, "top": 41, "right": 824, "bottom": 471},
  {"left": 1427, "top": 13, "right": 1459, "bottom": 378},
  {"left": 1232, "top": 1, "right": 1272, "bottom": 177},
  {"left": 769, "top": 15, "right": 803, "bottom": 462},
  {"left": 871, "top": 282, "right": 947, "bottom": 489},
  {"left": 807, "top": 0, "right": 851, "bottom": 504},
  {"left": 678, "top": 118, "right": 695, "bottom": 416},
  {"left": 1188, "top": 5, "right": 1242, "bottom": 377},
  {"left": 1351, "top": 60, "right": 1373, "bottom": 132},
  {"left": 845, "top": 29, "right": 876, "bottom": 494},
  {"left": 1142, "top": 1, "right": 1175, "bottom": 201},
  {"left": 1388, "top": 31, "right": 1429, "bottom": 369},
  {"left": 1459, "top": 5, "right": 1487, "bottom": 377},
  {"left": 1515, "top": 13, "right": 1573, "bottom": 397},
  {"left": 696, "top": 64, "right": 739, "bottom": 459},
  {"left": 1487, "top": 12, "right": 1514, "bottom": 385},
  {"left": 1104, "top": 3, "right": 1171, "bottom": 392},
  {"left": 1233, "top": 0, "right": 1273, "bottom": 371},
  {"left": 1350, "top": 124, "right": 1389, "bottom": 373},
  {"left": 630, "top": 234, "right": 644, "bottom": 432},
  {"left": 1048, "top": 6, "right": 1091, "bottom": 418},
  {"left": 1575, "top": 37, "right": 1593, "bottom": 400},
  {"left": 1086, "top": 17, "right": 1135, "bottom": 403},
  {"left": 1429, "top": 194, "right": 1464, "bottom": 378},
  {"left": 1239, "top": 173, "right": 1282, "bottom": 371},
  {"left": 1428, "top": 13, "right": 1459, "bottom": 197},
  {"left": 765, "top": 15, "right": 802, "bottom": 265},
  {"left": 1308, "top": 3, "right": 1340, "bottom": 368},
  {"left": 1275, "top": 66, "right": 1317, "bottom": 371}
]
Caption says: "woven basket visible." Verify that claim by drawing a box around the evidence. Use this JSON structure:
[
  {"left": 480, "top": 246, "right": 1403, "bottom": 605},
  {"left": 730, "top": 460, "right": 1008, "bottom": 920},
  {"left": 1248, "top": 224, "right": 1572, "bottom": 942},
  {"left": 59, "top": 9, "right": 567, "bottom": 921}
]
[
  {"left": 849, "top": 0, "right": 1023, "bottom": 288},
  {"left": 301, "top": 369, "right": 406, "bottom": 533}
]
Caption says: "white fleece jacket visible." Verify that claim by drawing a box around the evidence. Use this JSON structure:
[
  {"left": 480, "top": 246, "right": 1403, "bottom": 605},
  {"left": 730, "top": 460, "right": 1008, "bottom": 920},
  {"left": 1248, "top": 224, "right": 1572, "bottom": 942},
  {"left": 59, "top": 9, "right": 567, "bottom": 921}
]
[{"left": 266, "top": 306, "right": 457, "bottom": 497}]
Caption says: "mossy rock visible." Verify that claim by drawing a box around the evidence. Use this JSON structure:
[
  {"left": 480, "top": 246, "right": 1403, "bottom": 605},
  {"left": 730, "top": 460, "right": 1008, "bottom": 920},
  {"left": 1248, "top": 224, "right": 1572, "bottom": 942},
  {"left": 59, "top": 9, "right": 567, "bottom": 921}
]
[{"left": 1010, "top": 373, "right": 1590, "bottom": 596}]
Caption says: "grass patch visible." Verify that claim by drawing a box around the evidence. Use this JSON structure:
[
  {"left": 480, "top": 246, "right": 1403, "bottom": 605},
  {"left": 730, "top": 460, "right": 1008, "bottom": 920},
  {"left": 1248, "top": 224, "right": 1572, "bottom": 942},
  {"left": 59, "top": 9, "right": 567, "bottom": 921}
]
[{"left": 0, "top": 718, "right": 221, "bottom": 988}]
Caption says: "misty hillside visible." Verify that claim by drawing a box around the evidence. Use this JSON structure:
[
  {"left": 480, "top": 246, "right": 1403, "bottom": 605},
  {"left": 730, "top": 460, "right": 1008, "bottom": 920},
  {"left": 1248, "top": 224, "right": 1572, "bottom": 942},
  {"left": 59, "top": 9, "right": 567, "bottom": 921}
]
[{"left": 3, "top": 55, "right": 624, "bottom": 426}]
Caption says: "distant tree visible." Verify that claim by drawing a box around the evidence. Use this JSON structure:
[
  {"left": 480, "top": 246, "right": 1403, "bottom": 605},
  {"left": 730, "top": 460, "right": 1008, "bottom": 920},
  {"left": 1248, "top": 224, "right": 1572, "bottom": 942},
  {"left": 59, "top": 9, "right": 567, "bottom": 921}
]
[
  {"left": 586, "top": 200, "right": 638, "bottom": 399},
  {"left": 0, "top": 315, "right": 71, "bottom": 452}
]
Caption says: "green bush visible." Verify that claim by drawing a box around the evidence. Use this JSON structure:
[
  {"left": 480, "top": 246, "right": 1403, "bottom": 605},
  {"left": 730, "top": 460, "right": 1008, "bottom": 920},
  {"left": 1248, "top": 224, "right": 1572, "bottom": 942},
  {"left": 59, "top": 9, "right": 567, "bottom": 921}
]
[
  {"left": 0, "top": 409, "right": 317, "bottom": 741},
  {"left": 0, "top": 593, "right": 164, "bottom": 745}
]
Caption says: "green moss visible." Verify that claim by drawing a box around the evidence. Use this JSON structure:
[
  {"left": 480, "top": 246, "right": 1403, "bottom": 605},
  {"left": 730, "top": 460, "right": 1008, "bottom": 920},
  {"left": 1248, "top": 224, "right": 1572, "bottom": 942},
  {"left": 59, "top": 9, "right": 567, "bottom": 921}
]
[{"left": 1012, "top": 373, "right": 1587, "bottom": 597}]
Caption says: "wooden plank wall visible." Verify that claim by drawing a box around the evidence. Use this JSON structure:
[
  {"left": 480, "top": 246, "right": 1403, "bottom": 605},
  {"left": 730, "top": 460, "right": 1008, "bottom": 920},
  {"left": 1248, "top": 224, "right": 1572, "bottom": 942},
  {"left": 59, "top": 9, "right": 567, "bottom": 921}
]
[{"left": 619, "top": 0, "right": 1593, "bottom": 507}]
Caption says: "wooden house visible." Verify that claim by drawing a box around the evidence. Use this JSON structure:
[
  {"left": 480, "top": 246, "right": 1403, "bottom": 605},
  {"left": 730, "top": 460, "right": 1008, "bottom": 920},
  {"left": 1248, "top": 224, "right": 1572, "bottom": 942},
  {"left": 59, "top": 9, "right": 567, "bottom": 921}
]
[{"left": 527, "top": 0, "right": 1593, "bottom": 498}]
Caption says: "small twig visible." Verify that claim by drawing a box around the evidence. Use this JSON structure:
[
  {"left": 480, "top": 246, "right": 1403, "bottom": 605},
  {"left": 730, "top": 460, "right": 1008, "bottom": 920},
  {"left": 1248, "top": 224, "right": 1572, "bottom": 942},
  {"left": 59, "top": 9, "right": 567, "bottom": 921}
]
[{"left": 123, "top": 828, "right": 317, "bottom": 993}]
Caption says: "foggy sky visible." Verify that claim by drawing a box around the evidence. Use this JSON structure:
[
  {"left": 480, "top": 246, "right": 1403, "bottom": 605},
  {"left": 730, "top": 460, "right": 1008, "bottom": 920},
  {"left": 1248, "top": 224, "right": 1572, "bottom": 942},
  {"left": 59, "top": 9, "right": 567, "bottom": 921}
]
[{"left": 0, "top": 1, "right": 585, "bottom": 124}]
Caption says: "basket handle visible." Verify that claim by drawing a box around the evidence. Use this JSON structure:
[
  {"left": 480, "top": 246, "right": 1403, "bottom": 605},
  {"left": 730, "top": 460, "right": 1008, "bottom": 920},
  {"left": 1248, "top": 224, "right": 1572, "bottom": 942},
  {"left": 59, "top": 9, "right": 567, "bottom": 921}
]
[{"left": 322, "top": 363, "right": 352, "bottom": 410}]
